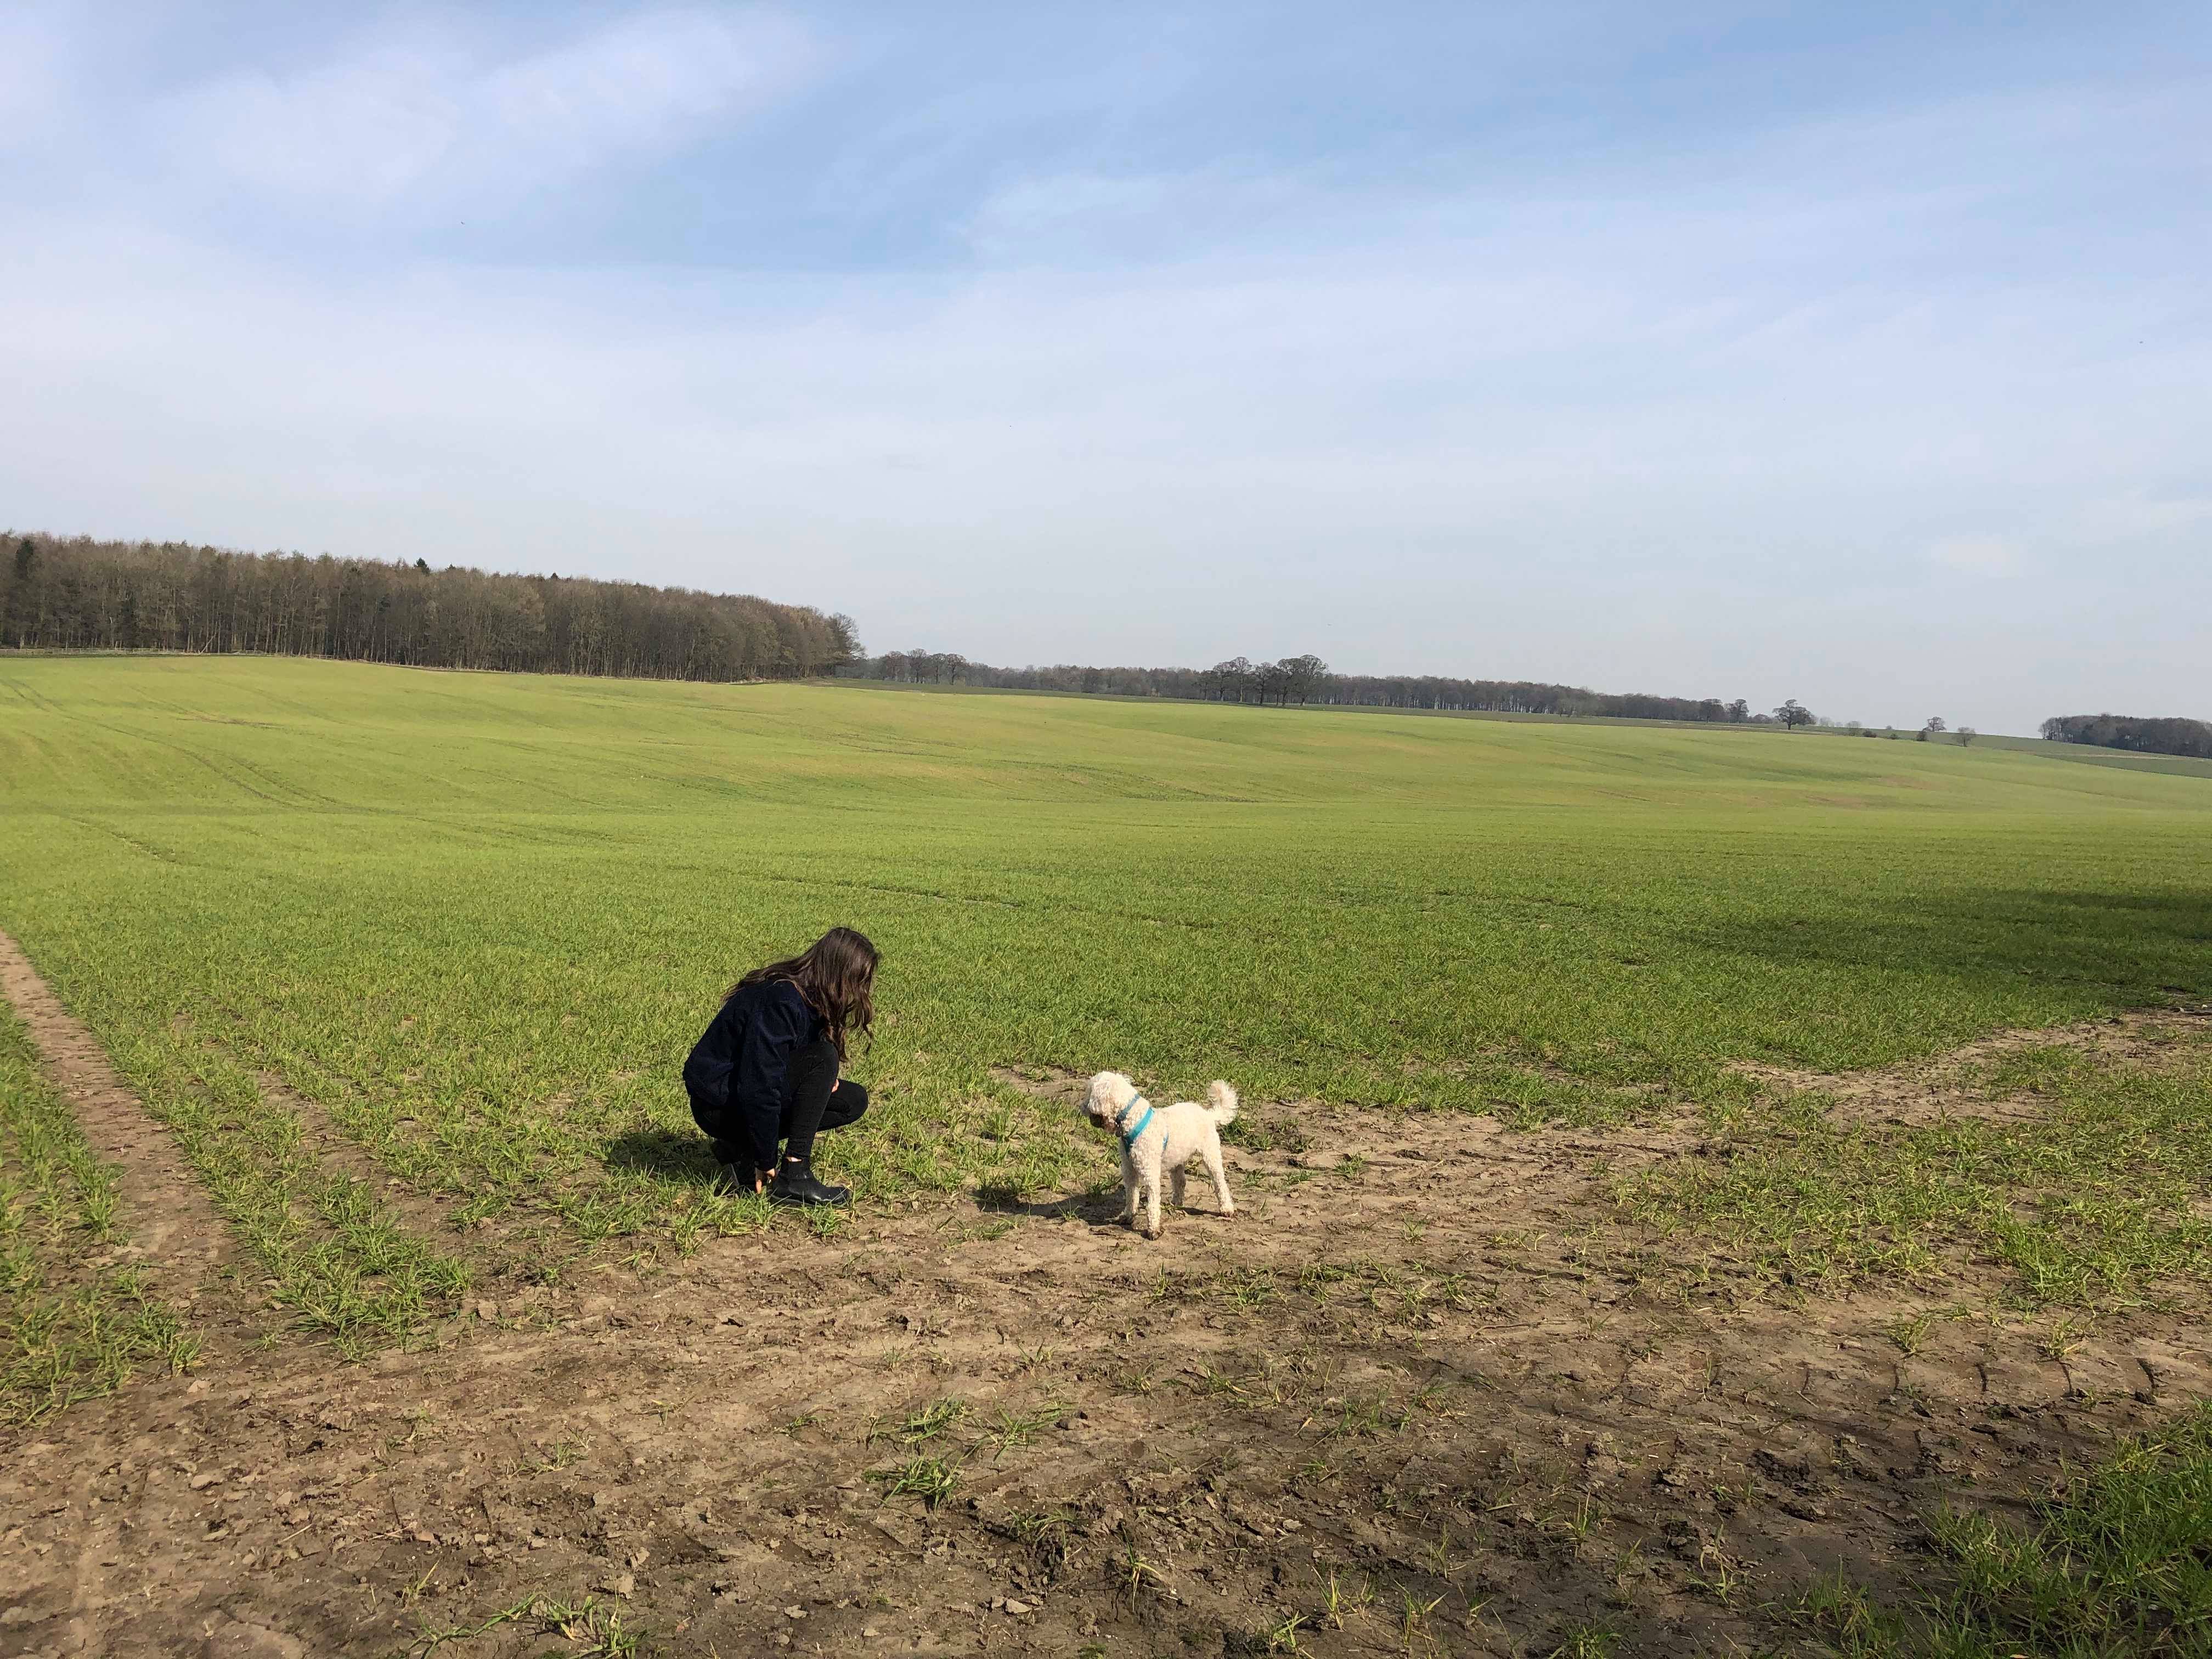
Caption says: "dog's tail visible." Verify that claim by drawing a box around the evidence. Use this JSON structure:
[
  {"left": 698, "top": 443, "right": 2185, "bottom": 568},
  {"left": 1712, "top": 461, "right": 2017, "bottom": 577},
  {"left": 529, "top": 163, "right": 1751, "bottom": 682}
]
[{"left": 1205, "top": 1080, "right": 1240, "bottom": 1125}]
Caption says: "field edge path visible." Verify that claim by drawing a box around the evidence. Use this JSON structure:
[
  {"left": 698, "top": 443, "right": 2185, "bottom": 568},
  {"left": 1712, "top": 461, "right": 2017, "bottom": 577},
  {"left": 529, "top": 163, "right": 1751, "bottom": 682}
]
[{"left": 0, "top": 927, "right": 241, "bottom": 1307}]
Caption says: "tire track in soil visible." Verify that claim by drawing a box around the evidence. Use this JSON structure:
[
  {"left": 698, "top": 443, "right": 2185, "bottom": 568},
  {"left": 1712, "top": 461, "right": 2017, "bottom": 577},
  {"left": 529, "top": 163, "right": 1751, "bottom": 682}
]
[
  {"left": 0, "top": 927, "right": 292, "bottom": 1659},
  {"left": 250, "top": 1066, "right": 507, "bottom": 1284},
  {"left": 0, "top": 928, "right": 244, "bottom": 1316}
]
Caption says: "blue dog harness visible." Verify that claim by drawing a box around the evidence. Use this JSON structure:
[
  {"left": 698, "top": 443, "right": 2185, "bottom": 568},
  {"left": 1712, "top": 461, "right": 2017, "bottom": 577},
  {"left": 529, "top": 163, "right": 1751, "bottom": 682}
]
[{"left": 1116, "top": 1096, "right": 1155, "bottom": 1147}]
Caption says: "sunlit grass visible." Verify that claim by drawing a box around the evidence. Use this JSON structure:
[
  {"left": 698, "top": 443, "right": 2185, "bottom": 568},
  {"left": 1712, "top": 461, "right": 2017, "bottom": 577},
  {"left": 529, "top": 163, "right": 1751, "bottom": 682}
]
[
  {"left": 1612, "top": 1031, "right": 2212, "bottom": 1309},
  {"left": 1796, "top": 1403, "right": 2212, "bottom": 1657},
  {"left": 2, "top": 655, "right": 2209, "bottom": 1336}
]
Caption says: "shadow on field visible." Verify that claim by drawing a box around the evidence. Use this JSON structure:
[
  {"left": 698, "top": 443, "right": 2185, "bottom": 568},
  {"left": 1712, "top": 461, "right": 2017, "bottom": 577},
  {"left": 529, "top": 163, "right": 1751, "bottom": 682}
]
[
  {"left": 1694, "top": 887, "right": 2212, "bottom": 1000},
  {"left": 603, "top": 1126, "right": 720, "bottom": 1184},
  {"left": 974, "top": 1180, "right": 1123, "bottom": 1225}
]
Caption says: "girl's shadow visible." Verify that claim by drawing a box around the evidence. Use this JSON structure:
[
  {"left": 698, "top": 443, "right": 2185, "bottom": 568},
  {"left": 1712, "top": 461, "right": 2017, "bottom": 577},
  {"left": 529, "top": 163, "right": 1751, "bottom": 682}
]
[
  {"left": 602, "top": 1133, "right": 1126, "bottom": 1227},
  {"left": 604, "top": 1126, "right": 719, "bottom": 1182}
]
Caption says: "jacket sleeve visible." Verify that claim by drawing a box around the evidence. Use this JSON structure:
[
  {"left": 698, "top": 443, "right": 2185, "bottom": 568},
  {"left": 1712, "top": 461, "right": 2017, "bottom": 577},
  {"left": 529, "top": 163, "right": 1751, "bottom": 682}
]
[{"left": 731, "top": 984, "right": 812, "bottom": 1170}]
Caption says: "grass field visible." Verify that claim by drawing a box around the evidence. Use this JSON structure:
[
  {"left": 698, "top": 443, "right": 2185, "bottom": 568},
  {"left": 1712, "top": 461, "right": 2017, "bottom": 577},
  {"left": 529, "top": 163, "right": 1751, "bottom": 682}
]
[
  {"left": 4, "top": 655, "right": 2211, "bottom": 1330},
  {"left": 1831, "top": 724, "right": 2212, "bottom": 782},
  {"left": 5, "top": 653, "right": 2212, "bottom": 1657}
]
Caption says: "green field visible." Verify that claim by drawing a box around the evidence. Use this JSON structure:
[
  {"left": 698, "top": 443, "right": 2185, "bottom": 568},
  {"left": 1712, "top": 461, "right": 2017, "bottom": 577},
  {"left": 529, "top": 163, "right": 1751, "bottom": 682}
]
[
  {"left": 1830, "top": 724, "right": 2212, "bottom": 781},
  {"left": 4, "top": 655, "right": 2211, "bottom": 1344}
]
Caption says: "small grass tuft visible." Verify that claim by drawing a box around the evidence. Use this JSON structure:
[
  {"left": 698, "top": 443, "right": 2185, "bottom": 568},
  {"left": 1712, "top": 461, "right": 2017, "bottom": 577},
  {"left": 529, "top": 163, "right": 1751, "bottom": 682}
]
[{"left": 866, "top": 1455, "right": 962, "bottom": 1508}]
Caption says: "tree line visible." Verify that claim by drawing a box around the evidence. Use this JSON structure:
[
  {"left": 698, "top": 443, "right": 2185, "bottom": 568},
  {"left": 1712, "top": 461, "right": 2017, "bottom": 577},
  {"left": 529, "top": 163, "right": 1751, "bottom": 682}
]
[
  {"left": 1, "top": 533, "right": 859, "bottom": 681},
  {"left": 2040, "top": 713, "right": 2212, "bottom": 760},
  {"left": 852, "top": 650, "right": 1764, "bottom": 722}
]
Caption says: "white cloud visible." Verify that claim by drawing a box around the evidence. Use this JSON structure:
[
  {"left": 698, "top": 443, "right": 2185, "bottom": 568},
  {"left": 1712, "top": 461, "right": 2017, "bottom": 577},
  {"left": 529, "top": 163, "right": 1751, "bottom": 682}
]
[
  {"left": 1927, "top": 535, "right": 2023, "bottom": 576},
  {"left": 153, "top": 9, "right": 816, "bottom": 216},
  {"left": 481, "top": 9, "right": 813, "bottom": 165},
  {"left": 2067, "top": 492, "right": 2212, "bottom": 544},
  {"left": 1, "top": 206, "right": 2203, "bottom": 733},
  {"left": 1, "top": 6, "right": 2205, "bottom": 735},
  {"left": 171, "top": 48, "right": 466, "bottom": 205}
]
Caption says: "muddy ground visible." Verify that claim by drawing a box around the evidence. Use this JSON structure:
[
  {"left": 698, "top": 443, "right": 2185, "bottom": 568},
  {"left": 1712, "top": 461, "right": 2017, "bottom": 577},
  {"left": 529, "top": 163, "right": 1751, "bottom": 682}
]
[{"left": 3, "top": 963, "right": 2208, "bottom": 1659}]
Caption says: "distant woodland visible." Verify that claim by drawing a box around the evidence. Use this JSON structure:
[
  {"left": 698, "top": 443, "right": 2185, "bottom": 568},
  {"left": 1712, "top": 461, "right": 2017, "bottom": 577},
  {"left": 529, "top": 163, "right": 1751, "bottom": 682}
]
[
  {"left": 1, "top": 533, "right": 858, "bottom": 681},
  {"left": 17, "top": 534, "right": 2197, "bottom": 748},
  {"left": 849, "top": 650, "right": 1760, "bottom": 722},
  {"left": 2041, "top": 714, "right": 2212, "bottom": 760}
]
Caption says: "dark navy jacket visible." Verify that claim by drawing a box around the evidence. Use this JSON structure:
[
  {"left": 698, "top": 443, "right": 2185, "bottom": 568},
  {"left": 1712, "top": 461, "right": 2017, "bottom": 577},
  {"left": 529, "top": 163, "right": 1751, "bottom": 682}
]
[{"left": 683, "top": 979, "right": 822, "bottom": 1170}]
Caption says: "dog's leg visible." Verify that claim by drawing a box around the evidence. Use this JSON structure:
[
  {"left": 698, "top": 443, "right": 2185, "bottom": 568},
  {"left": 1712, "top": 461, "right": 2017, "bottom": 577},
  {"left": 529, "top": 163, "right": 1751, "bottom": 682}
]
[
  {"left": 1202, "top": 1135, "right": 1234, "bottom": 1217},
  {"left": 1120, "top": 1150, "right": 1139, "bottom": 1226},
  {"left": 1143, "top": 1156, "right": 1163, "bottom": 1238},
  {"left": 1170, "top": 1163, "right": 1187, "bottom": 1211}
]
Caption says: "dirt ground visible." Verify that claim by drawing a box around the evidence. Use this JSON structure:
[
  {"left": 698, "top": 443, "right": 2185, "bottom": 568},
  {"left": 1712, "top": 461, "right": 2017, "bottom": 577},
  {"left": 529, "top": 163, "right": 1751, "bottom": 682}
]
[{"left": 4, "top": 962, "right": 2209, "bottom": 1659}]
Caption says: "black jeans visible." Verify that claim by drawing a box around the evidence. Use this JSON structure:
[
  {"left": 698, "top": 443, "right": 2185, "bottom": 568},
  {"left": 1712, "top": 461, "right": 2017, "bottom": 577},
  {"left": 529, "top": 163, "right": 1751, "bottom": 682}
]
[{"left": 710, "top": 1035, "right": 867, "bottom": 1171}]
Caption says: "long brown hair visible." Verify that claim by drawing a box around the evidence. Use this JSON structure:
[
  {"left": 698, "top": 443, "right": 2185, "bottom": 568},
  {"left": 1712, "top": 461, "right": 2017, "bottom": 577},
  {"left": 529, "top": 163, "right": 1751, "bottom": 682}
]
[{"left": 729, "top": 927, "right": 879, "bottom": 1059}]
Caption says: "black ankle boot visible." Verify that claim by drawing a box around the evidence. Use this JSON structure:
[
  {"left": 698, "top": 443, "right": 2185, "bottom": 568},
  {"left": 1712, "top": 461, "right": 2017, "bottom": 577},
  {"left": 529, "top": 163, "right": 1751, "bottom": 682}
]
[{"left": 769, "top": 1159, "right": 850, "bottom": 1208}]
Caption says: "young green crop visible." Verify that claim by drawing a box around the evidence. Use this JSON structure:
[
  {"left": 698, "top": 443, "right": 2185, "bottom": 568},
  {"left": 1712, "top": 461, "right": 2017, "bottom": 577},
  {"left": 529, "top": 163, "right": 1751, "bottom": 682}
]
[
  {"left": 1795, "top": 1402, "right": 2212, "bottom": 1657},
  {"left": 1613, "top": 1029, "right": 2212, "bottom": 1309},
  {"left": 1, "top": 1008, "right": 198, "bottom": 1423},
  {"left": 2, "top": 654, "right": 2208, "bottom": 1296}
]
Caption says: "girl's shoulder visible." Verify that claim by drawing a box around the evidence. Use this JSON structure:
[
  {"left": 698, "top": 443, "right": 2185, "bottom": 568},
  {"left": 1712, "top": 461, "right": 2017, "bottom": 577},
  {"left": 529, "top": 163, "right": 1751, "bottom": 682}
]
[
  {"left": 739, "top": 977, "right": 812, "bottom": 1018},
  {"left": 768, "top": 977, "right": 825, "bottom": 1030}
]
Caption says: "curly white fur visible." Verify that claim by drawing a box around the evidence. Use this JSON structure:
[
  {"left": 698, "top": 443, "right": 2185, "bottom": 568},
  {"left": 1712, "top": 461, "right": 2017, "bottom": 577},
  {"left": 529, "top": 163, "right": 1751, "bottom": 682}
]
[{"left": 1082, "top": 1071, "right": 1238, "bottom": 1239}]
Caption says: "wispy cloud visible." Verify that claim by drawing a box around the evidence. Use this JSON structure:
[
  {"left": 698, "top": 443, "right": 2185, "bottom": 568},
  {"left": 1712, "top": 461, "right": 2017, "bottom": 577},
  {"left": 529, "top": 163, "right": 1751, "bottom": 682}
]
[
  {"left": 0, "top": 3, "right": 2206, "bottom": 733},
  {"left": 151, "top": 9, "right": 818, "bottom": 218},
  {"left": 1927, "top": 535, "right": 2023, "bottom": 577}
]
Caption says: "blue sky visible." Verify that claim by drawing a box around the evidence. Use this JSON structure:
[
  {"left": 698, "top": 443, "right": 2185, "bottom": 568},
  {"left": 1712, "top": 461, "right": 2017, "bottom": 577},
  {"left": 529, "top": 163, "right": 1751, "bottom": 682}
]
[{"left": 2, "top": 3, "right": 2205, "bottom": 732}]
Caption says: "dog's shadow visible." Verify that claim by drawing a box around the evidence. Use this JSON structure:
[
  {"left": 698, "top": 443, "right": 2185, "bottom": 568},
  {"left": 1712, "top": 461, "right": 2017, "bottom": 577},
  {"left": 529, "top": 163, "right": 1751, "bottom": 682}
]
[{"left": 974, "top": 1181, "right": 1126, "bottom": 1227}]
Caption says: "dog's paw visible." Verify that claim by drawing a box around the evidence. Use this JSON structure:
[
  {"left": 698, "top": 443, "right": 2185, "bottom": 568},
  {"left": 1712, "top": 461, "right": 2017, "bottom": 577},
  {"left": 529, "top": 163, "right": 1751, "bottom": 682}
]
[{"left": 1219, "top": 1205, "right": 1236, "bottom": 1220}]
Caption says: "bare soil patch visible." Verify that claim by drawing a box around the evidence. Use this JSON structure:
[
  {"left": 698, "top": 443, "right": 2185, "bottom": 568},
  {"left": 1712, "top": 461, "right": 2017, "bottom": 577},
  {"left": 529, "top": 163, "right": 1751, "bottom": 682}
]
[
  {"left": 3, "top": 1015, "right": 2209, "bottom": 1656},
  {"left": 988, "top": 1064, "right": 1090, "bottom": 1104}
]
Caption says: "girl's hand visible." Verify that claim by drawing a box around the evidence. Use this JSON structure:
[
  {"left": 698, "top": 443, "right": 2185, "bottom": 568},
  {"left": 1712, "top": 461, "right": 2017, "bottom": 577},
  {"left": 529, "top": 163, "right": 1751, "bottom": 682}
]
[{"left": 756, "top": 1168, "right": 774, "bottom": 1194}]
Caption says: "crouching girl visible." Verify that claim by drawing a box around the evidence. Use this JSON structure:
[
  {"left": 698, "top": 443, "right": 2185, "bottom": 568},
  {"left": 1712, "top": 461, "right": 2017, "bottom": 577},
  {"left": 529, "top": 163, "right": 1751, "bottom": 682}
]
[{"left": 682, "top": 927, "right": 876, "bottom": 1207}]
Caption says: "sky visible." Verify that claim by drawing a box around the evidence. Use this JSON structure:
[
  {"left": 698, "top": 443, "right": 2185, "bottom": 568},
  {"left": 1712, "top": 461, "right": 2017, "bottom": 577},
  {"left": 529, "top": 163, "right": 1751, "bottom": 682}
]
[{"left": 2, "top": 3, "right": 2206, "bottom": 733}]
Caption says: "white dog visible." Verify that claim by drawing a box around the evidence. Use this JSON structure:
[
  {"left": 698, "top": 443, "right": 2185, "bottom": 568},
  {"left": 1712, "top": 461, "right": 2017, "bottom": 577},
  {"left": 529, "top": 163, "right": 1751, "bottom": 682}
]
[{"left": 1082, "top": 1071, "right": 1238, "bottom": 1239}]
